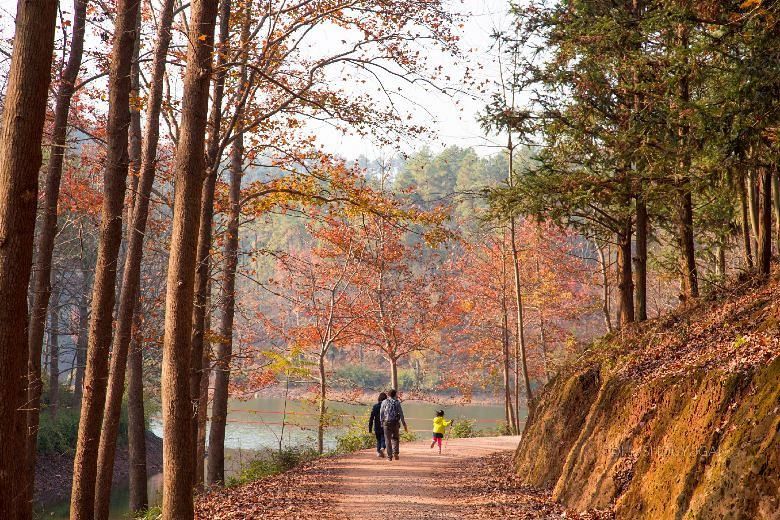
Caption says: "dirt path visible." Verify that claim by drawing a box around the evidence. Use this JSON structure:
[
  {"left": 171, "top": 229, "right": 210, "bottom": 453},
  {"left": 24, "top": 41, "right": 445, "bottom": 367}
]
[
  {"left": 196, "top": 436, "right": 610, "bottom": 519},
  {"left": 331, "top": 436, "right": 521, "bottom": 518}
]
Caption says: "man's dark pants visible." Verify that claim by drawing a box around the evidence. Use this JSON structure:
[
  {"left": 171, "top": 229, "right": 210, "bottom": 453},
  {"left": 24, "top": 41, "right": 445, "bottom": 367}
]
[
  {"left": 375, "top": 429, "right": 386, "bottom": 453},
  {"left": 383, "top": 420, "right": 400, "bottom": 456}
]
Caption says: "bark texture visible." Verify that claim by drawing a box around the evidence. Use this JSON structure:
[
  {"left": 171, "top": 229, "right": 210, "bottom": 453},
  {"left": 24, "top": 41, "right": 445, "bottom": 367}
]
[
  {"left": 676, "top": 187, "right": 698, "bottom": 298},
  {"left": 617, "top": 219, "right": 635, "bottom": 326},
  {"left": 773, "top": 168, "right": 780, "bottom": 251},
  {"left": 207, "top": 131, "right": 243, "bottom": 485},
  {"left": 24, "top": 1, "right": 88, "bottom": 506},
  {"left": 596, "top": 243, "right": 613, "bottom": 333},
  {"left": 318, "top": 354, "right": 327, "bottom": 454},
  {"left": 195, "top": 307, "right": 211, "bottom": 488},
  {"left": 674, "top": 23, "right": 698, "bottom": 300},
  {"left": 127, "top": 312, "right": 148, "bottom": 513},
  {"left": 748, "top": 171, "right": 760, "bottom": 258},
  {"left": 507, "top": 136, "right": 532, "bottom": 406},
  {"left": 389, "top": 356, "right": 399, "bottom": 391},
  {"left": 161, "top": 0, "right": 219, "bottom": 515},
  {"left": 48, "top": 283, "right": 61, "bottom": 415},
  {"left": 93, "top": 0, "right": 174, "bottom": 514},
  {"left": 501, "top": 253, "right": 519, "bottom": 434},
  {"left": 634, "top": 194, "right": 648, "bottom": 321},
  {"left": 0, "top": 1, "right": 57, "bottom": 516},
  {"left": 758, "top": 166, "right": 772, "bottom": 276},
  {"left": 192, "top": 0, "right": 232, "bottom": 486},
  {"left": 122, "top": 0, "right": 178, "bottom": 504},
  {"left": 509, "top": 215, "right": 532, "bottom": 407},
  {"left": 73, "top": 269, "right": 90, "bottom": 400},
  {"left": 739, "top": 175, "right": 754, "bottom": 270},
  {"left": 69, "top": 0, "right": 140, "bottom": 517}
]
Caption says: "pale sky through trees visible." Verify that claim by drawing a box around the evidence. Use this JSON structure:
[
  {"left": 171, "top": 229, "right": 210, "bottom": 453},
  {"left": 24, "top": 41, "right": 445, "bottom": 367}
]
[
  {"left": 0, "top": 0, "right": 512, "bottom": 159},
  {"left": 312, "top": 0, "right": 515, "bottom": 159}
]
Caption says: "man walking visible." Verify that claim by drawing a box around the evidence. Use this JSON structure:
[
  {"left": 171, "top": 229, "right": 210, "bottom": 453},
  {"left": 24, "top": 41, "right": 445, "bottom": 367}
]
[
  {"left": 369, "top": 392, "right": 387, "bottom": 458},
  {"left": 380, "top": 389, "right": 408, "bottom": 461}
]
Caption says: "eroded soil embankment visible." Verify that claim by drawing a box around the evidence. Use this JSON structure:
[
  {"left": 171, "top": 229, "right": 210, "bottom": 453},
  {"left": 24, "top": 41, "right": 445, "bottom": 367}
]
[{"left": 516, "top": 278, "right": 780, "bottom": 519}]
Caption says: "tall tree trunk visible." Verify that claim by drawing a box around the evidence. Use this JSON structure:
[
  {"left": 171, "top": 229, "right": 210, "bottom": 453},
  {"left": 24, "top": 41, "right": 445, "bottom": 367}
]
[
  {"left": 502, "top": 333, "right": 514, "bottom": 433},
  {"left": 513, "top": 316, "right": 521, "bottom": 431},
  {"left": 675, "top": 23, "right": 698, "bottom": 300},
  {"left": 501, "top": 307, "right": 517, "bottom": 434},
  {"left": 617, "top": 219, "right": 635, "bottom": 326},
  {"left": 676, "top": 187, "right": 698, "bottom": 298},
  {"left": 93, "top": 7, "right": 148, "bottom": 515},
  {"left": 535, "top": 259, "right": 550, "bottom": 383},
  {"left": 758, "top": 165, "right": 772, "bottom": 276},
  {"left": 25, "top": 1, "right": 88, "bottom": 504},
  {"left": 69, "top": 0, "right": 140, "bottom": 517},
  {"left": 499, "top": 245, "right": 517, "bottom": 434},
  {"left": 195, "top": 299, "right": 211, "bottom": 489},
  {"left": 748, "top": 171, "right": 760, "bottom": 258},
  {"left": 538, "top": 309, "right": 549, "bottom": 384},
  {"left": 125, "top": 8, "right": 142, "bottom": 225},
  {"left": 48, "top": 283, "right": 61, "bottom": 416},
  {"left": 74, "top": 269, "right": 90, "bottom": 400},
  {"left": 127, "top": 312, "right": 147, "bottom": 513},
  {"left": 629, "top": 2, "right": 646, "bottom": 322},
  {"left": 317, "top": 353, "right": 327, "bottom": 455},
  {"left": 68, "top": 349, "right": 77, "bottom": 389},
  {"left": 596, "top": 242, "right": 613, "bottom": 333},
  {"left": 191, "top": 0, "right": 232, "bottom": 484},
  {"left": 772, "top": 167, "right": 780, "bottom": 253},
  {"left": 507, "top": 135, "right": 532, "bottom": 407},
  {"left": 161, "top": 0, "right": 219, "bottom": 514},
  {"left": 634, "top": 193, "right": 648, "bottom": 321},
  {"left": 0, "top": 0, "right": 57, "bottom": 516},
  {"left": 207, "top": 118, "right": 243, "bottom": 486},
  {"left": 739, "top": 175, "right": 754, "bottom": 270},
  {"left": 389, "top": 355, "right": 399, "bottom": 390},
  {"left": 715, "top": 241, "right": 726, "bottom": 278},
  {"left": 95, "top": 0, "right": 173, "bottom": 520},
  {"left": 114, "top": 2, "right": 175, "bottom": 510}
]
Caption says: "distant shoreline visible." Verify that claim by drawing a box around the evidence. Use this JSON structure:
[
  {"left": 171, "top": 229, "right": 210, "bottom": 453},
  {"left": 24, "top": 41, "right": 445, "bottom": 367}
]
[{"left": 237, "top": 384, "right": 510, "bottom": 408}]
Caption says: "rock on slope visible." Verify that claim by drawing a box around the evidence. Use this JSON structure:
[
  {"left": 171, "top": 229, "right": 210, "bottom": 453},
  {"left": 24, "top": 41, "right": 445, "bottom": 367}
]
[{"left": 515, "top": 276, "right": 780, "bottom": 519}]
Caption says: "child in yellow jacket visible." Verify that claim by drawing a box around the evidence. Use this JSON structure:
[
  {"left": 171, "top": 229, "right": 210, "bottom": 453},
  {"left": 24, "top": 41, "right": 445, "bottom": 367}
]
[{"left": 430, "top": 410, "right": 453, "bottom": 454}]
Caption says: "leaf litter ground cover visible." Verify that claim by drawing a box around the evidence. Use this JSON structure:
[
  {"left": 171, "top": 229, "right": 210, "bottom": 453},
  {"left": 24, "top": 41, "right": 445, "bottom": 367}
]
[{"left": 578, "top": 273, "right": 780, "bottom": 383}]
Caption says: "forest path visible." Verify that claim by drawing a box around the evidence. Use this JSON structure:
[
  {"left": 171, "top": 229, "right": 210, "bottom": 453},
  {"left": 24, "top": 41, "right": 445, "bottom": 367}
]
[
  {"left": 195, "top": 435, "right": 599, "bottom": 518},
  {"left": 331, "top": 436, "right": 521, "bottom": 518}
]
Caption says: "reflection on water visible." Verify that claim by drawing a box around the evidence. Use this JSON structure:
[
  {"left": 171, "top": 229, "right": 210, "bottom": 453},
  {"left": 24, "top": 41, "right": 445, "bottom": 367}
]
[{"left": 35, "top": 397, "right": 511, "bottom": 519}]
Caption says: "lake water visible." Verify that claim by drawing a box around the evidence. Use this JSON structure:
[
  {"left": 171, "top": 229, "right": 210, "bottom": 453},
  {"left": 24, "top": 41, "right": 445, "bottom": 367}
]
[
  {"left": 36, "top": 396, "right": 513, "bottom": 519},
  {"left": 167, "top": 396, "right": 514, "bottom": 451}
]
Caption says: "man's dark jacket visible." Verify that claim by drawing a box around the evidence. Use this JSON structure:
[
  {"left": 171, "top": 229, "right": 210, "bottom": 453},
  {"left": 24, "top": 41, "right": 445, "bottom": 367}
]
[{"left": 369, "top": 402, "right": 383, "bottom": 434}]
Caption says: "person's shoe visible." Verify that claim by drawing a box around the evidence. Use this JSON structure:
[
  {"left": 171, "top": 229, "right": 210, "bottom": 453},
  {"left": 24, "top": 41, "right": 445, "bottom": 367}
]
[
  {"left": 377, "top": 450, "right": 385, "bottom": 458},
  {"left": 394, "top": 454, "right": 399, "bottom": 460},
  {"left": 387, "top": 454, "right": 394, "bottom": 461}
]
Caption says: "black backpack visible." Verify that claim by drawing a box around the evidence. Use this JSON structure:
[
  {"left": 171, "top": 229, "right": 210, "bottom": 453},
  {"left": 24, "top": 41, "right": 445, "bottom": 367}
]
[{"left": 384, "top": 398, "right": 401, "bottom": 423}]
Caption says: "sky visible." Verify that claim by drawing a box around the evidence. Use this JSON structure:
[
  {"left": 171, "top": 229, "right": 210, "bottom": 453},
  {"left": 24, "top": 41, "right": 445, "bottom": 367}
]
[
  {"left": 0, "top": 0, "right": 514, "bottom": 159},
  {"left": 311, "top": 0, "right": 516, "bottom": 159}
]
